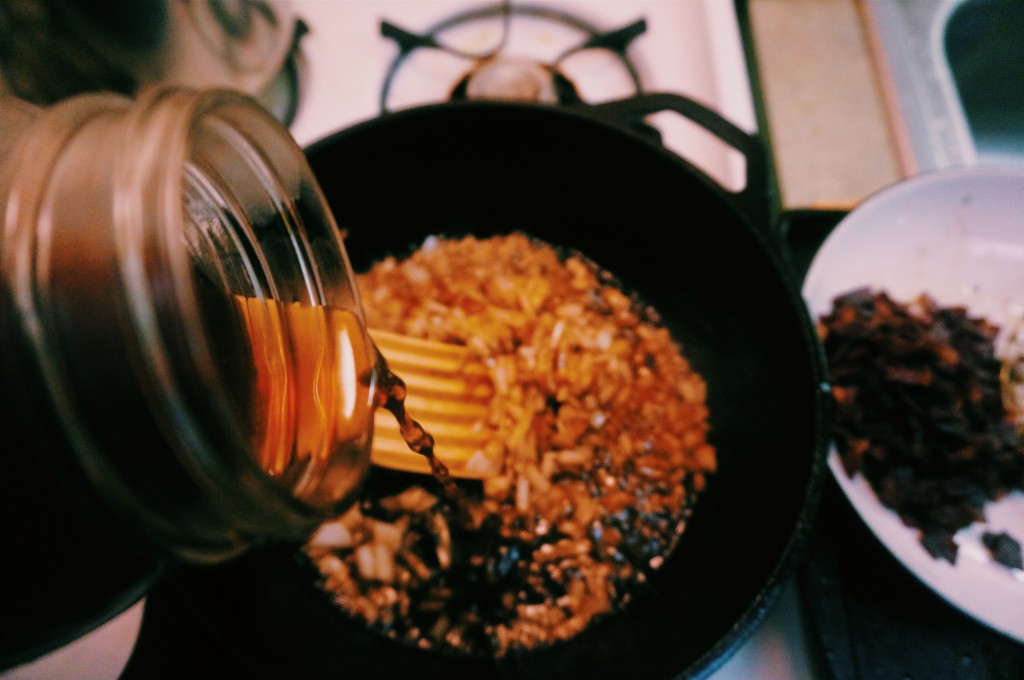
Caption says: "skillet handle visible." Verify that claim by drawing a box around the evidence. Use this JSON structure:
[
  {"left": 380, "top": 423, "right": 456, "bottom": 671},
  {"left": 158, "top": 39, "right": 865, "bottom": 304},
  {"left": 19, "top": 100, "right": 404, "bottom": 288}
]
[{"left": 577, "top": 92, "right": 772, "bottom": 232}]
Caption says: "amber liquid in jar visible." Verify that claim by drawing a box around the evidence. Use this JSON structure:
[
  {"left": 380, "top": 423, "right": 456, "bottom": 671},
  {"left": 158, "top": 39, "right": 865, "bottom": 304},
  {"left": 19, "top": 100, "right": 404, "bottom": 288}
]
[
  {"left": 235, "top": 295, "right": 464, "bottom": 511},
  {"left": 233, "top": 297, "right": 376, "bottom": 499}
]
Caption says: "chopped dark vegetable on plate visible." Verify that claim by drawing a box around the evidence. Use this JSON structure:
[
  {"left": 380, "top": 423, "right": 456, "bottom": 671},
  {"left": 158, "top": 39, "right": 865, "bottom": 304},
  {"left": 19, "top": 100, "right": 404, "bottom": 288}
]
[
  {"left": 819, "top": 288, "right": 1024, "bottom": 564},
  {"left": 982, "top": 531, "right": 1023, "bottom": 570}
]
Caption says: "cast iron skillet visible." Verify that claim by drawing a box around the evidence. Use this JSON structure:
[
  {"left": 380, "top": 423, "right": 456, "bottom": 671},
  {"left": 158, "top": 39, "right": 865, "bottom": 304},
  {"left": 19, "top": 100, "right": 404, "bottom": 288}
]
[{"left": 164, "top": 94, "right": 829, "bottom": 679}]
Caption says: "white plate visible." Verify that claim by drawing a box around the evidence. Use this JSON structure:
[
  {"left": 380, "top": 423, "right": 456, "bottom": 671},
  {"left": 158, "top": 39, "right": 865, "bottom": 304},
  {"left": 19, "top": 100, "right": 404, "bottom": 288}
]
[{"left": 802, "top": 165, "right": 1024, "bottom": 643}]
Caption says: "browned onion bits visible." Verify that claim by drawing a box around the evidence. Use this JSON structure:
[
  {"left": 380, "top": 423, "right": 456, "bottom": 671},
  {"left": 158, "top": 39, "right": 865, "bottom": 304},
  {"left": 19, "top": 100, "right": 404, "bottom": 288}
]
[
  {"left": 305, "top": 234, "right": 715, "bottom": 656},
  {"left": 818, "top": 288, "right": 1024, "bottom": 564}
]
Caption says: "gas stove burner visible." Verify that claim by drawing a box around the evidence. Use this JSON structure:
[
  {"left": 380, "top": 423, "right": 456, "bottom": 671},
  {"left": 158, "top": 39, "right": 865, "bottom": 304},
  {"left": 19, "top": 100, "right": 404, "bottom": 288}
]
[
  {"left": 451, "top": 57, "right": 574, "bottom": 104},
  {"left": 379, "top": 3, "right": 646, "bottom": 112}
]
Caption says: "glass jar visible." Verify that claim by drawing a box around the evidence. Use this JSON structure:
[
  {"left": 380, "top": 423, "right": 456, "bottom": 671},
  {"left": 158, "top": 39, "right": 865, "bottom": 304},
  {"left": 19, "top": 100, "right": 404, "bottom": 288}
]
[{"left": 0, "top": 87, "right": 377, "bottom": 669}]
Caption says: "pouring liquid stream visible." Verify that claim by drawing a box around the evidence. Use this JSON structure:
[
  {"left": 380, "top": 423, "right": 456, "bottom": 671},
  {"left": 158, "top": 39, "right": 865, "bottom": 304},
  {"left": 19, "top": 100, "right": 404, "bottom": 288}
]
[{"left": 372, "top": 351, "right": 472, "bottom": 521}]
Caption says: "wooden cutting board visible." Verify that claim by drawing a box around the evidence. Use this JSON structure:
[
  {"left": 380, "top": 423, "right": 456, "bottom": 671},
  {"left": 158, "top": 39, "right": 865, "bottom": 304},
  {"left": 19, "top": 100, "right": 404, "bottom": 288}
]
[{"left": 748, "top": 0, "right": 906, "bottom": 212}]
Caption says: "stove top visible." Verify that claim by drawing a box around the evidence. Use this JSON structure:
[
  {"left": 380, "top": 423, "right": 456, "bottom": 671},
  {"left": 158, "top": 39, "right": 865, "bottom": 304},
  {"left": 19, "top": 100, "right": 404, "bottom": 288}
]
[
  {"left": 0, "top": 4, "right": 817, "bottom": 680},
  {"left": 286, "top": 0, "right": 756, "bottom": 192}
]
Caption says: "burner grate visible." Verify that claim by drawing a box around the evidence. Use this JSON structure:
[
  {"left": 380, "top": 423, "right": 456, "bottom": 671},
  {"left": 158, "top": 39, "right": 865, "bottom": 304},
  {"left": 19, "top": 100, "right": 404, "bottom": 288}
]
[{"left": 379, "top": 3, "right": 646, "bottom": 110}]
